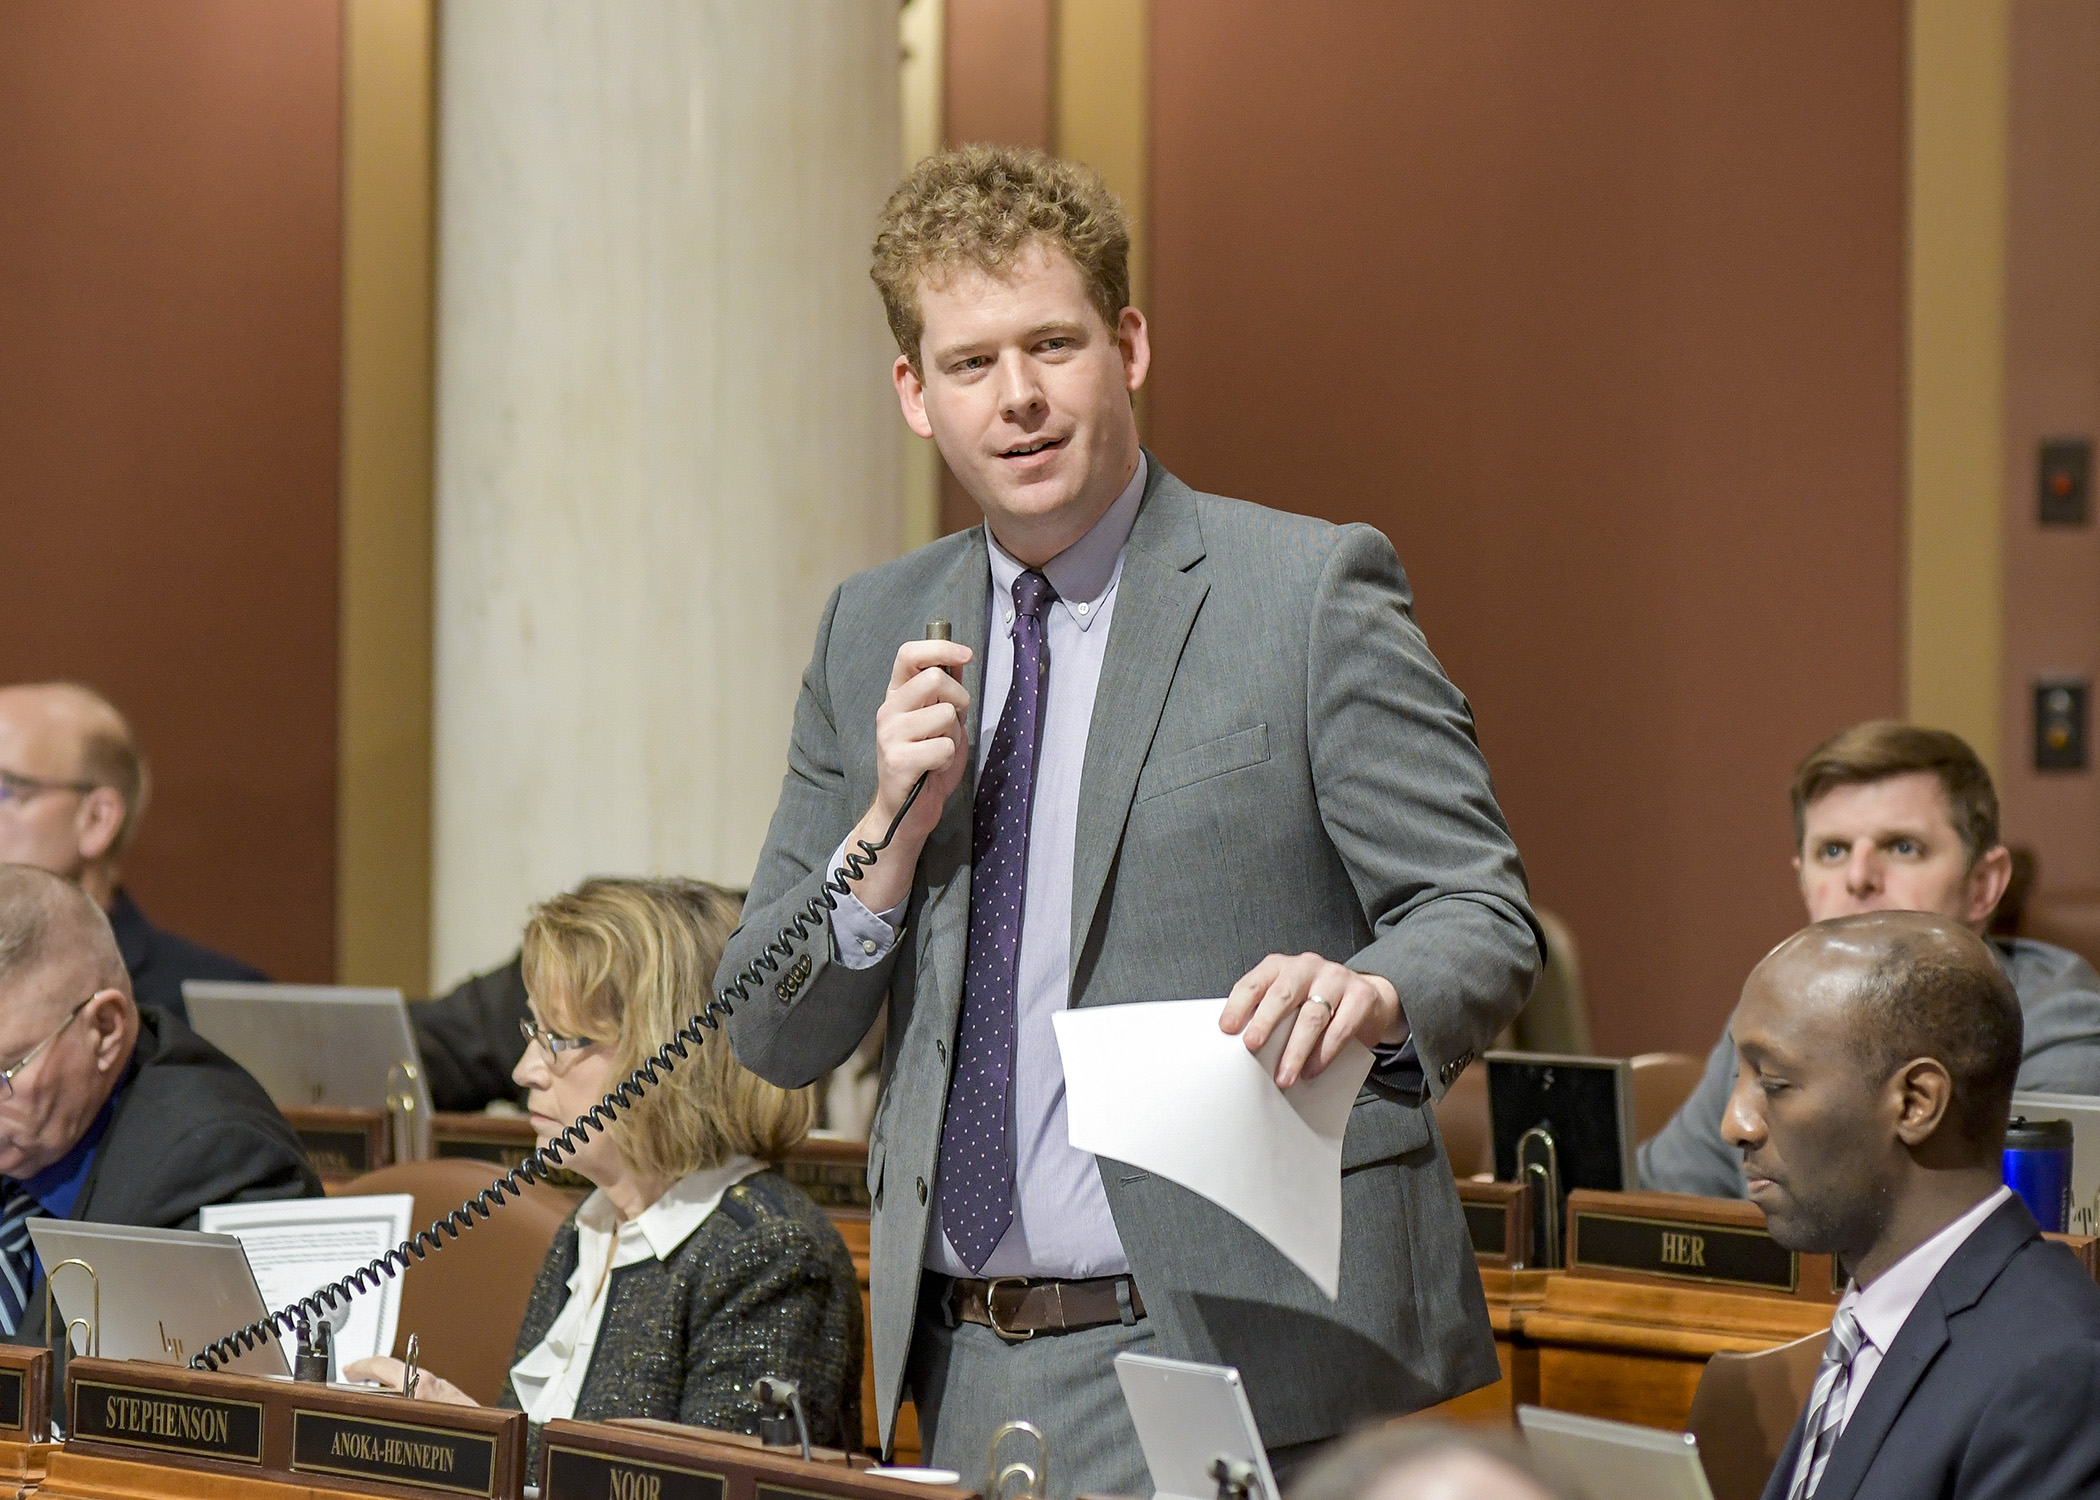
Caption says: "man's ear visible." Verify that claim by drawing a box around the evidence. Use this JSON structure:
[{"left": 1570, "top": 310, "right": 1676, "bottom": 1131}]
[
  {"left": 83, "top": 989, "right": 132, "bottom": 1073},
  {"left": 894, "top": 355, "right": 935, "bottom": 440},
  {"left": 73, "top": 786, "right": 126, "bottom": 864},
  {"left": 1965, "top": 844, "right": 2015, "bottom": 930},
  {"left": 1891, "top": 1056, "right": 1955, "bottom": 1146},
  {"left": 1118, "top": 306, "right": 1151, "bottom": 394}
]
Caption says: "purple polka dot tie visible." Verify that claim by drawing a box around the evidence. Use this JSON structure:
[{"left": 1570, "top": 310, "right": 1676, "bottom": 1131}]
[{"left": 937, "top": 568, "right": 1057, "bottom": 1272}]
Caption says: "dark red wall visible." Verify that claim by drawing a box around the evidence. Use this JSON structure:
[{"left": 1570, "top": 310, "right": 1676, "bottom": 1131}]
[
  {"left": 0, "top": 0, "right": 342, "bottom": 981},
  {"left": 1146, "top": 2, "right": 1908, "bottom": 1053}
]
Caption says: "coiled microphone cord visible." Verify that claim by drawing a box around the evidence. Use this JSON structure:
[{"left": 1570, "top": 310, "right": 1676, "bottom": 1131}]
[{"left": 190, "top": 771, "right": 932, "bottom": 1372}]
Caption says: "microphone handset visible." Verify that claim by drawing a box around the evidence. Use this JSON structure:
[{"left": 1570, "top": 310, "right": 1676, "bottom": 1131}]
[{"left": 188, "top": 623, "right": 955, "bottom": 1373}]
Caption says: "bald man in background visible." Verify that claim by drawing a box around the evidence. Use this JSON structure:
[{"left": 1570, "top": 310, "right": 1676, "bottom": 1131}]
[
  {"left": 0, "top": 683, "right": 264, "bottom": 1022},
  {"left": 0, "top": 865, "right": 318, "bottom": 1342}
]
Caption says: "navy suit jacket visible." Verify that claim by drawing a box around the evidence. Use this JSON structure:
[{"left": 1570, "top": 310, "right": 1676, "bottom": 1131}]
[{"left": 1759, "top": 1196, "right": 2100, "bottom": 1500}]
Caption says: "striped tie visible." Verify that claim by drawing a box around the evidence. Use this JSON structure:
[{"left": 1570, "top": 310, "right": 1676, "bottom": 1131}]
[
  {"left": 1785, "top": 1306, "right": 1864, "bottom": 1500},
  {"left": 0, "top": 1180, "right": 46, "bottom": 1337}
]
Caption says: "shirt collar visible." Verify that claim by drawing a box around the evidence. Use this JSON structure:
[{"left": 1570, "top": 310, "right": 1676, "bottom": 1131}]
[
  {"left": 1842, "top": 1185, "right": 2012, "bottom": 1354},
  {"left": 19, "top": 1079, "right": 126, "bottom": 1220},
  {"left": 573, "top": 1155, "right": 763, "bottom": 1262},
  {"left": 985, "top": 453, "right": 1147, "bottom": 634}
]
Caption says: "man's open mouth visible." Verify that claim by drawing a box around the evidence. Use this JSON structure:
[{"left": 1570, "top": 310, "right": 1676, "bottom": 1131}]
[{"left": 1000, "top": 437, "right": 1064, "bottom": 458}]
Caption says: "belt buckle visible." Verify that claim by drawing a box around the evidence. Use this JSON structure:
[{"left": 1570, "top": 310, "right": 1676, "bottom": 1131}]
[{"left": 983, "top": 1277, "right": 1035, "bottom": 1343}]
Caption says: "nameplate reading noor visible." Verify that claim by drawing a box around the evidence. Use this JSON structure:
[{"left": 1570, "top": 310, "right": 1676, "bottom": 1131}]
[
  {"left": 544, "top": 1443, "right": 727, "bottom": 1500},
  {"left": 71, "top": 1379, "right": 265, "bottom": 1463},
  {"left": 291, "top": 1410, "right": 499, "bottom": 1498}
]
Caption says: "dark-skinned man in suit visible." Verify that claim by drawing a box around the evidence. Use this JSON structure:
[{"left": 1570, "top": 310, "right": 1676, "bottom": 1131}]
[{"left": 1731, "top": 911, "right": 2100, "bottom": 1500}]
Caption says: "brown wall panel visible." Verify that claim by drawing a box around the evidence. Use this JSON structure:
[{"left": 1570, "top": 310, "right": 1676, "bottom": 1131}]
[
  {"left": 0, "top": 1, "right": 343, "bottom": 980},
  {"left": 2001, "top": 0, "right": 2100, "bottom": 895},
  {"left": 1146, "top": 2, "right": 1906, "bottom": 1054}
]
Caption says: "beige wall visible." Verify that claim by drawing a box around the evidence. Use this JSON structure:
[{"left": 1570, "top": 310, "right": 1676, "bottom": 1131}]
[{"left": 338, "top": 0, "right": 435, "bottom": 990}]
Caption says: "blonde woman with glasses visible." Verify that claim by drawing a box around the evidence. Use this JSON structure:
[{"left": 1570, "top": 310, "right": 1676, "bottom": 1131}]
[{"left": 349, "top": 877, "right": 862, "bottom": 1459}]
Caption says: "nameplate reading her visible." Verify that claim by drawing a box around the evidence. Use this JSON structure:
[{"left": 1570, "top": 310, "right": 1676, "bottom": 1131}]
[
  {"left": 71, "top": 1379, "right": 265, "bottom": 1463},
  {"left": 543, "top": 1443, "right": 728, "bottom": 1500},
  {"left": 1572, "top": 1209, "right": 1798, "bottom": 1293},
  {"left": 291, "top": 1410, "right": 499, "bottom": 1498}
]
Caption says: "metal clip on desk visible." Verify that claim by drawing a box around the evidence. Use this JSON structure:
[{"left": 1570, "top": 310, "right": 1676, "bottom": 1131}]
[{"left": 1517, "top": 1125, "right": 1562, "bottom": 1268}]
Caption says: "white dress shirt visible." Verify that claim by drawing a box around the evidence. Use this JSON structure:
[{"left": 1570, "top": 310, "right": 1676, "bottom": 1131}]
[
  {"left": 1830, "top": 1185, "right": 2012, "bottom": 1431},
  {"left": 508, "top": 1156, "right": 763, "bottom": 1424},
  {"left": 831, "top": 456, "right": 1149, "bottom": 1278}
]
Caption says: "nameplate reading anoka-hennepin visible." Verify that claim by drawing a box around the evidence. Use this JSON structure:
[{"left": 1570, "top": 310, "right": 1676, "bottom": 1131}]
[
  {"left": 72, "top": 1379, "right": 265, "bottom": 1462},
  {"left": 291, "top": 1409, "right": 498, "bottom": 1498}
]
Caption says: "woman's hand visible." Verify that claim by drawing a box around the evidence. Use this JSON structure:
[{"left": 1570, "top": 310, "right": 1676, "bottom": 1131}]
[{"left": 342, "top": 1356, "right": 480, "bottom": 1406}]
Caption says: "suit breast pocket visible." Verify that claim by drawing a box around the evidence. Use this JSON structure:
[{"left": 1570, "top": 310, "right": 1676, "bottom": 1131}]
[{"left": 1135, "top": 723, "right": 1270, "bottom": 803}]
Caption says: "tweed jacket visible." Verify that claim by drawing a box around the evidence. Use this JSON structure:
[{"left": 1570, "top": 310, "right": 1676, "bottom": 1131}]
[
  {"left": 722, "top": 457, "right": 1541, "bottom": 1452},
  {"left": 500, "top": 1170, "right": 863, "bottom": 1466}
]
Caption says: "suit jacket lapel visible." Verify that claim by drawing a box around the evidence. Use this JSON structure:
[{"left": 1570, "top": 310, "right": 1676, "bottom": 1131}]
[
  {"left": 912, "top": 530, "right": 992, "bottom": 1017},
  {"left": 1802, "top": 1197, "right": 2039, "bottom": 1500},
  {"left": 1070, "top": 466, "right": 1208, "bottom": 988}
]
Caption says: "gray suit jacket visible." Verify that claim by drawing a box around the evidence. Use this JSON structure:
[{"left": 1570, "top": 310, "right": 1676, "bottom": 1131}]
[
  {"left": 719, "top": 459, "right": 1541, "bottom": 1451},
  {"left": 1641, "top": 937, "right": 2100, "bottom": 1198}
]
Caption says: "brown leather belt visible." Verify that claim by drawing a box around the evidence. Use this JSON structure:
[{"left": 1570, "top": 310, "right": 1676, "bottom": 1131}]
[{"left": 937, "top": 1274, "right": 1146, "bottom": 1341}]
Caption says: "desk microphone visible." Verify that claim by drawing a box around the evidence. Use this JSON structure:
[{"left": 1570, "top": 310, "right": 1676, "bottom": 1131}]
[{"left": 752, "top": 1376, "right": 812, "bottom": 1462}]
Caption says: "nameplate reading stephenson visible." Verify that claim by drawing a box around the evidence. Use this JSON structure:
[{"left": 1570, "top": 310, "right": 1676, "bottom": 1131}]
[
  {"left": 0, "top": 1367, "right": 24, "bottom": 1433},
  {"left": 1572, "top": 1209, "right": 1798, "bottom": 1292},
  {"left": 291, "top": 1409, "right": 498, "bottom": 1498},
  {"left": 71, "top": 1379, "right": 265, "bottom": 1462},
  {"left": 543, "top": 1444, "right": 727, "bottom": 1500}
]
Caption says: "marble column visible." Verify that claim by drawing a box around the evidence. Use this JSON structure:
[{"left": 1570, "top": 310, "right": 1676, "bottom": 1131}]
[{"left": 432, "top": 2, "right": 904, "bottom": 985}]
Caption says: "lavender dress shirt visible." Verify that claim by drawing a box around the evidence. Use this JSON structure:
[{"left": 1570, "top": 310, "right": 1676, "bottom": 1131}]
[{"left": 830, "top": 457, "right": 1148, "bottom": 1279}]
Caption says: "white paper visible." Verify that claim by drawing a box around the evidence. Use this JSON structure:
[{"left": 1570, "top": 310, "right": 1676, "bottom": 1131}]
[
  {"left": 200, "top": 1195, "right": 414, "bottom": 1368},
  {"left": 1052, "top": 997, "right": 1375, "bottom": 1299}
]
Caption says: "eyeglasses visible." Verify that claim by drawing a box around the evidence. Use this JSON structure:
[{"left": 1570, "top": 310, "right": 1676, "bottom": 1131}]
[
  {"left": 518, "top": 1015, "right": 598, "bottom": 1060},
  {"left": 0, "top": 770, "right": 98, "bottom": 811},
  {"left": 0, "top": 998, "right": 92, "bottom": 1099}
]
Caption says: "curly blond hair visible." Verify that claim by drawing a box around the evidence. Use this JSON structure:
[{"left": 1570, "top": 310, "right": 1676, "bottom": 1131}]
[
  {"left": 521, "top": 877, "right": 815, "bottom": 1181},
  {"left": 872, "top": 143, "right": 1131, "bottom": 372}
]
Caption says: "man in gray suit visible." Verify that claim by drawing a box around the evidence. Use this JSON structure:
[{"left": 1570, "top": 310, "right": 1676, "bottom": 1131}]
[
  {"left": 720, "top": 146, "right": 1539, "bottom": 1495},
  {"left": 1641, "top": 721, "right": 2100, "bottom": 1199}
]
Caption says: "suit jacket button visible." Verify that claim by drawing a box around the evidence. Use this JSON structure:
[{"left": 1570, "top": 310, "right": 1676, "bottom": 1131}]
[
  {"left": 937, "top": 1040, "right": 947, "bottom": 1064},
  {"left": 916, "top": 1177, "right": 928, "bottom": 1205}
]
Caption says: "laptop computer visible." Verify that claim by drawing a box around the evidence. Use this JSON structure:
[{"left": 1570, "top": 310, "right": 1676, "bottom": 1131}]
[
  {"left": 1115, "top": 1352, "right": 1282, "bottom": 1500},
  {"left": 28, "top": 1219, "right": 290, "bottom": 1378},
  {"left": 1517, "top": 1405, "right": 1714, "bottom": 1500},
  {"left": 182, "top": 981, "right": 433, "bottom": 1160}
]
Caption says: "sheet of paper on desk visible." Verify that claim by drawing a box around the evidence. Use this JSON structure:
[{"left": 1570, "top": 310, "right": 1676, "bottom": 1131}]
[
  {"left": 200, "top": 1194, "right": 414, "bottom": 1365},
  {"left": 1052, "top": 997, "right": 1374, "bottom": 1299}
]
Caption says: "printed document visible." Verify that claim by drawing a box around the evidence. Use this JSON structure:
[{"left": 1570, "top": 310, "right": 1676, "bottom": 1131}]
[
  {"left": 200, "top": 1194, "right": 414, "bottom": 1367},
  {"left": 1052, "top": 997, "right": 1374, "bottom": 1298}
]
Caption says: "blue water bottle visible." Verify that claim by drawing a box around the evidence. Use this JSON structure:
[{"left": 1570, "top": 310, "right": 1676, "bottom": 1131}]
[{"left": 2004, "top": 1116, "right": 2073, "bottom": 1233}]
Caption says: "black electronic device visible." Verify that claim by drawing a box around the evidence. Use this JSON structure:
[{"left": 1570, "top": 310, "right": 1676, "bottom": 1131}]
[
  {"left": 1486, "top": 1050, "right": 1635, "bottom": 1268},
  {"left": 189, "top": 624, "right": 958, "bottom": 1373}
]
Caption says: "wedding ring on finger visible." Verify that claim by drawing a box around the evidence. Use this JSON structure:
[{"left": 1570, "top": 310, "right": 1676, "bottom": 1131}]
[{"left": 1303, "top": 995, "right": 1334, "bottom": 1025}]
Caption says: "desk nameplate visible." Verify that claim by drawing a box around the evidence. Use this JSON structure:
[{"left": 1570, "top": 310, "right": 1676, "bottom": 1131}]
[
  {"left": 1456, "top": 1179, "right": 1533, "bottom": 1269},
  {"left": 70, "top": 1377, "right": 265, "bottom": 1463},
  {"left": 545, "top": 1443, "right": 727, "bottom": 1500},
  {"left": 0, "top": 1346, "right": 46, "bottom": 1439},
  {"left": 1563, "top": 1189, "right": 1839, "bottom": 1303},
  {"left": 63, "top": 1357, "right": 526, "bottom": 1500},
  {"left": 292, "top": 1408, "right": 500, "bottom": 1498}
]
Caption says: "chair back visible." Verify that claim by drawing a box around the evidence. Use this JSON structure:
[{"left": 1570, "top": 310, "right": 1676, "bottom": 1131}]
[
  {"left": 1630, "top": 1051, "right": 1708, "bottom": 1145},
  {"left": 1432, "top": 1062, "right": 1493, "bottom": 1178},
  {"left": 1686, "top": 1328, "right": 1826, "bottom": 1500},
  {"left": 339, "top": 1158, "right": 576, "bottom": 1404},
  {"left": 1507, "top": 908, "right": 1593, "bottom": 1054}
]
